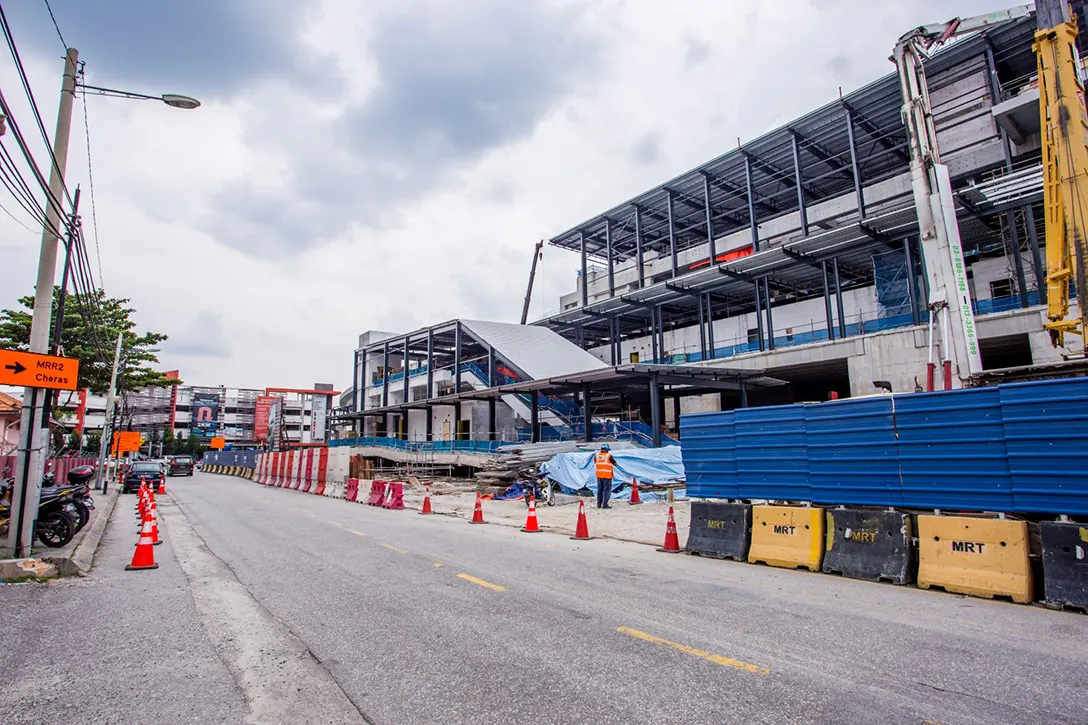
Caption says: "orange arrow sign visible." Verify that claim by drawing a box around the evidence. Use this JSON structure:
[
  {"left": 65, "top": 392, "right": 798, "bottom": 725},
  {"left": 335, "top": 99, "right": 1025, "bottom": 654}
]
[{"left": 0, "top": 349, "right": 79, "bottom": 390}]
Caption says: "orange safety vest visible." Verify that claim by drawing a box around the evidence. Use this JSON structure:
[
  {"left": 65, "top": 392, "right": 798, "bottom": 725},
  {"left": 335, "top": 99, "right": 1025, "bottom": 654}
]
[{"left": 595, "top": 451, "right": 614, "bottom": 479}]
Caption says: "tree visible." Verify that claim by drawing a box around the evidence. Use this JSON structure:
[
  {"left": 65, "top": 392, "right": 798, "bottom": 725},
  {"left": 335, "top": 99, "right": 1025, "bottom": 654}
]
[
  {"left": 85, "top": 431, "right": 101, "bottom": 455},
  {"left": 0, "top": 287, "right": 177, "bottom": 395},
  {"left": 185, "top": 433, "right": 206, "bottom": 458},
  {"left": 162, "top": 428, "right": 177, "bottom": 455}
]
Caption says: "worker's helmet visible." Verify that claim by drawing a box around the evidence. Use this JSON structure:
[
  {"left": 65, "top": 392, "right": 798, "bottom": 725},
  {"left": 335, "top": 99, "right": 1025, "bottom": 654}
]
[{"left": 600, "top": 444, "right": 609, "bottom": 451}]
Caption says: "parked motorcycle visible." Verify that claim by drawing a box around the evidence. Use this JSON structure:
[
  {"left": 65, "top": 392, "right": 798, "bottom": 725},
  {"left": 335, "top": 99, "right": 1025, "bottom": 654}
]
[{"left": 0, "top": 469, "right": 88, "bottom": 548}]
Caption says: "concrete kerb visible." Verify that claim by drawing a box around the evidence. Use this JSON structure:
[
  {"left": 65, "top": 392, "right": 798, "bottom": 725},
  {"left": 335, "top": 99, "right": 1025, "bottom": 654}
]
[{"left": 0, "top": 485, "right": 121, "bottom": 580}]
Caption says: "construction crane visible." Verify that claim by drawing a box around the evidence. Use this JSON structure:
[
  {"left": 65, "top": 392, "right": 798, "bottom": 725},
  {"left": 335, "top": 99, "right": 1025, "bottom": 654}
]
[
  {"left": 520, "top": 240, "right": 544, "bottom": 325},
  {"left": 1035, "top": 0, "right": 1088, "bottom": 348},
  {"left": 894, "top": 2, "right": 1088, "bottom": 390}
]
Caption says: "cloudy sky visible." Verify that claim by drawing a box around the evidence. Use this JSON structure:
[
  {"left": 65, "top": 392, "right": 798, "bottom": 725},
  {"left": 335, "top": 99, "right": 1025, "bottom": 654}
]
[{"left": 1, "top": 0, "right": 1008, "bottom": 392}]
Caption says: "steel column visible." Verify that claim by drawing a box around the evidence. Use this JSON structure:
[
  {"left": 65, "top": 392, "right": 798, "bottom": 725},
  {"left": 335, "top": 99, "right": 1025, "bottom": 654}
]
[
  {"left": 834, "top": 257, "right": 847, "bottom": 338},
  {"left": 1025, "top": 205, "right": 1045, "bottom": 304},
  {"left": 656, "top": 305, "right": 666, "bottom": 360},
  {"left": 581, "top": 383, "right": 592, "bottom": 443},
  {"left": 426, "top": 329, "right": 434, "bottom": 399},
  {"left": 381, "top": 341, "right": 389, "bottom": 407},
  {"left": 667, "top": 189, "right": 678, "bottom": 277},
  {"left": 791, "top": 134, "right": 808, "bottom": 236},
  {"left": 753, "top": 281, "right": 765, "bottom": 352},
  {"left": 609, "top": 319, "right": 617, "bottom": 365},
  {"left": 488, "top": 398, "right": 497, "bottom": 441},
  {"left": 604, "top": 220, "right": 615, "bottom": 296},
  {"left": 697, "top": 294, "right": 707, "bottom": 359},
  {"left": 487, "top": 345, "right": 496, "bottom": 386},
  {"left": 580, "top": 230, "right": 588, "bottom": 306},
  {"left": 634, "top": 206, "right": 645, "bottom": 288},
  {"left": 845, "top": 110, "right": 866, "bottom": 217},
  {"left": 764, "top": 278, "right": 775, "bottom": 350},
  {"left": 744, "top": 156, "right": 759, "bottom": 251},
  {"left": 453, "top": 323, "right": 462, "bottom": 393},
  {"left": 650, "top": 309, "right": 659, "bottom": 361},
  {"left": 530, "top": 394, "right": 540, "bottom": 443},
  {"left": 402, "top": 337, "right": 409, "bottom": 404},
  {"left": 705, "top": 293, "right": 715, "bottom": 359},
  {"left": 453, "top": 403, "right": 461, "bottom": 441},
  {"left": 739, "top": 381, "right": 748, "bottom": 408},
  {"left": 648, "top": 372, "right": 662, "bottom": 448},
  {"left": 672, "top": 395, "right": 681, "bottom": 433},
  {"left": 821, "top": 260, "right": 835, "bottom": 340},
  {"left": 703, "top": 173, "right": 716, "bottom": 261}
]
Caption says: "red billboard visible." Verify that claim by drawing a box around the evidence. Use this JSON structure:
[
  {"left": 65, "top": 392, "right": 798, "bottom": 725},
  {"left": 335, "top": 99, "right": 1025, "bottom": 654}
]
[{"left": 254, "top": 395, "right": 277, "bottom": 442}]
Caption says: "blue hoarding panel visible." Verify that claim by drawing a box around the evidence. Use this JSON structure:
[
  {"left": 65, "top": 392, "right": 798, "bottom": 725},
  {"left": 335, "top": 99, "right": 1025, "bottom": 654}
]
[
  {"left": 807, "top": 397, "right": 902, "bottom": 506},
  {"left": 880, "top": 387, "right": 1013, "bottom": 510},
  {"left": 679, "top": 410, "right": 737, "bottom": 499},
  {"left": 1000, "top": 378, "right": 1088, "bottom": 515},
  {"left": 735, "top": 404, "right": 808, "bottom": 501}
]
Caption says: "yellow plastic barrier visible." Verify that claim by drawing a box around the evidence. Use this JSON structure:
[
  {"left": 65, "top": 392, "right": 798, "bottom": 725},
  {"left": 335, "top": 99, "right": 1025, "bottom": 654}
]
[
  {"left": 916, "top": 516, "right": 1033, "bottom": 603},
  {"left": 748, "top": 505, "right": 824, "bottom": 571}
]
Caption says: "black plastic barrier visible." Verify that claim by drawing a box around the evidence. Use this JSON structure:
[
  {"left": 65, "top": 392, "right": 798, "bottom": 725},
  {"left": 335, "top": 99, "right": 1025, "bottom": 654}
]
[
  {"left": 822, "top": 508, "right": 913, "bottom": 585},
  {"left": 685, "top": 501, "right": 751, "bottom": 561},
  {"left": 1041, "top": 521, "right": 1088, "bottom": 611}
]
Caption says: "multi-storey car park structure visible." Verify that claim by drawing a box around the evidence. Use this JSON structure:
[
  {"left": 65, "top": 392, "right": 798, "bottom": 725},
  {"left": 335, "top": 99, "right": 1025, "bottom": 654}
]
[{"left": 341, "top": 9, "right": 1085, "bottom": 449}]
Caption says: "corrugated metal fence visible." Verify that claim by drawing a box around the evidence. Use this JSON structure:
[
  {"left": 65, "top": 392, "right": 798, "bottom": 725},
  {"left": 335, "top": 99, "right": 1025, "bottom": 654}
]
[
  {"left": 681, "top": 377, "right": 1088, "bottom": 515},
  {"left": 202, "top": 450, "right": 258, "bottom": 469}
]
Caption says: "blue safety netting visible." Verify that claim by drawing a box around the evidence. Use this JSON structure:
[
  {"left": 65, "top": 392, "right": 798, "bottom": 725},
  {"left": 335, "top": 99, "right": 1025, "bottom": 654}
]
[{"left": 540, "top": 447, "right": 685, "bottom": 500}]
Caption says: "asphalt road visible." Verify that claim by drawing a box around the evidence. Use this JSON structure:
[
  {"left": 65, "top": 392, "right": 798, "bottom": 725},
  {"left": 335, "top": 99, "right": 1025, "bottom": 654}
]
[{"left": 3, "top": 471, "right": 1087, "bottom": 725}]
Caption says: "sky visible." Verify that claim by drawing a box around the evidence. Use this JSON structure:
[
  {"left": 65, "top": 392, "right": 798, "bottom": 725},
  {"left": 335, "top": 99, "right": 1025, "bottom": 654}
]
[{"left": 0, "top": 0, "right": 1013, "bottom": 392}]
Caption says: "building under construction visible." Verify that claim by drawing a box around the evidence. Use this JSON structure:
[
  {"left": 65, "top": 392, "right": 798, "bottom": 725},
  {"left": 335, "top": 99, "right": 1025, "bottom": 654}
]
[{"left": 341, "top": 7, "right": 1085, "bottom": 447}]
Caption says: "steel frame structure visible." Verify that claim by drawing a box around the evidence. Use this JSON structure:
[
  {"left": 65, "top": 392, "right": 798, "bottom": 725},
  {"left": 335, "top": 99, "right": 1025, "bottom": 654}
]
[{"left": 541, "top": 12, "right": 1081, "bottom": 355}]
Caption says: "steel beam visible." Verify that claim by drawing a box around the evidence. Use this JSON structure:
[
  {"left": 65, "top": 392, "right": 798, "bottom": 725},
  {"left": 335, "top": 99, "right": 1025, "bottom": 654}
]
[
  {"left": 791, "top": 134, "right": 809, "bottom": 236},
  {"left": 634, "top": 206, "right": 645, "bottom": 288},
  {"left": 667, "top": 189, "right": 678, "bottom": 277},
  {"left": 703, "top": 173, "right": 716, "bottom": 261},
  {"left": 844, "top": 110, "right": 866, "bottom": 218}
]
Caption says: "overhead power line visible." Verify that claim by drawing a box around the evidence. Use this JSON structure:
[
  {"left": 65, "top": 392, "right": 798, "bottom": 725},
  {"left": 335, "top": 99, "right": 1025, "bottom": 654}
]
[
  {"left": 80, "top": 78, "right": 104, "bottom": 288},
  {"left": 42, "top": 0, "right": 67, "bottom": 54}
]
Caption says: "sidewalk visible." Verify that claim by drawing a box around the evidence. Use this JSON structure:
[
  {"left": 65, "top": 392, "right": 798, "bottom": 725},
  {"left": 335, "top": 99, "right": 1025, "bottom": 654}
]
[
  {"left": 0, "top": 485, "right": 119, "bottom": 580},
  {"left": 400, "top": 487, "right": 690, "bottom": 547}
]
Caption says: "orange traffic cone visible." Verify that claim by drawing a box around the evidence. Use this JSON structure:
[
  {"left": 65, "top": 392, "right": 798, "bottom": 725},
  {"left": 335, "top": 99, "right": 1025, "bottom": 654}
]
[
  {"left": 522, "top": 494, "right": 541, "bottom": 533},
  {"left": 126, "top": 519, "right": 159, "bottom": 571},
  {"left": 570, "top": 500, "right": 592, "bottom": 540},
  {"left": 629, "top": 480, "right": 642, "bottom": 505},
  {"left": 470, "top": 493, "right": 486, "bottom": 524},
  {"left": 148, "top": 499, "right": 162, "bottom": 545},
  {"left": 157, "top": 477, "right": 166, "bottom": 495},
  {"left": 657, "top": 505, "right": 681, "bottom": 553},
  {"left": 420, "top": 487, "right": 433, "bottom": 515}
]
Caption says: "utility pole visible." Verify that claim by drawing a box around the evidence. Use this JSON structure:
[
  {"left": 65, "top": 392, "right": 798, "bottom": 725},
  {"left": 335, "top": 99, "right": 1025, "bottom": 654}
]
[
  {"left": 94, "top": 331, "right": 124, "bottom": 492},
  {"left": 7, "top": 48, "right": 79, "bottom": 558}
]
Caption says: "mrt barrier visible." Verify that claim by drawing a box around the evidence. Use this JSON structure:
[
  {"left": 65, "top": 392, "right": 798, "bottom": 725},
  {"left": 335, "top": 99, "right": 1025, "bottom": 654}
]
[
  {"left": 685, "top": 501, "right": 750, "bottom": 561},
  {"left": 748, "top": 505, "right": 824, "bottom": 572},
  {"left": 822, "top": 509, "right": 913, "bottom": 585},
  {"left": 345, "top": 478, "right": 360, "bottom": 502},
  {"left": 916, "top": 515, "right": 1033, "bottom": 603},
  {"left": 1040, "top": 521, "right": 1088, "bottom": 611}
]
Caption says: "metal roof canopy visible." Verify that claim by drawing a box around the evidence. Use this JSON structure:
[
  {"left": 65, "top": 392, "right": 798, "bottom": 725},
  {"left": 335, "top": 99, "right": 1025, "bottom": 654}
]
[
  {"left": 548, "top": 13, "right": 1044, "bottom": 264},
  {"left": 342, "top": 364, "right": 785, "bottom": 419}
]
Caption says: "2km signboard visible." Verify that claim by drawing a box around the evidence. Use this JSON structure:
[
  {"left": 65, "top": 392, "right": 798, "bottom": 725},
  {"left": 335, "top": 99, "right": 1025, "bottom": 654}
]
[{"left": 0, "top": 349, "right": 79, "bottom": 390}]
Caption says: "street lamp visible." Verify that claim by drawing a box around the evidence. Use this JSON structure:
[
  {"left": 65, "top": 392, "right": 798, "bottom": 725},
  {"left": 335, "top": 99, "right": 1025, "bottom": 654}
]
[
  {"left": 78, "top": 83, "right": 201, "bottom": 110},
  {"left": 7, "top": 47, "right": 200, "bottom": 557}
]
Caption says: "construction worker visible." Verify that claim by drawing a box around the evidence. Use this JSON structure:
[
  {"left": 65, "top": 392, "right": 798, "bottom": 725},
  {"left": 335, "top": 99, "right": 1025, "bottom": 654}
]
[{"left": 595, "top": 444, "right": 617, "bottom": 509}]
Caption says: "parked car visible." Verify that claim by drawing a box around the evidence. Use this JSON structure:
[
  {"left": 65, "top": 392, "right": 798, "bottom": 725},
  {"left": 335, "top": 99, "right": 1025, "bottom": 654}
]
[
  {"left": 122, "top": 461, "right": 165, "bottom": 494},
  {"left": 169, "top": 455, "right": 195, "bottom": 476}
]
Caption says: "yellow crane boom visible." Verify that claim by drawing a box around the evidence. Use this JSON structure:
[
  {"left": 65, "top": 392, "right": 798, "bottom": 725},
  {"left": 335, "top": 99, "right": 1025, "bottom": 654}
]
[{"left": 1035, "top": 0, "right": 1088, "bottom": 347}]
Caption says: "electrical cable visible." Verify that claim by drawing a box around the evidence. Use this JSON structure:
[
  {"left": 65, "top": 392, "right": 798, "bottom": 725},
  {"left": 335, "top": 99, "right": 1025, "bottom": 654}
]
[
  {"left": 79, "top": 80, "right": 104, "bottom": 288},
  {"left": 0, "top": 3, "right": 74, "bottom": 209},
  {"left": 0, "top": 86, "right": 70, "bottom": 230},
  {"left": 41, "top": 0, "right": 66, "bottom": 54}
]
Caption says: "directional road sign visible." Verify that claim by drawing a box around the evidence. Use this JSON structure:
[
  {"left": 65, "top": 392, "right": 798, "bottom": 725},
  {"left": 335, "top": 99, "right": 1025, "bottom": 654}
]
[{"left": 0, "top": 349, "right": 79, "bottom": 390}]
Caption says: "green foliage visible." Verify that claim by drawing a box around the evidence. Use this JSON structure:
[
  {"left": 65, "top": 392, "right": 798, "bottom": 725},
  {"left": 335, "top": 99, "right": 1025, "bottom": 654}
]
[
  {"left": 0, "top": 287, "right": 178, "bottom": 395},
  {"left": 162, "top": 428, "right": 178, "bottom": 456},
  {"left": 85, "top": 431, "right": 101, "bottom": 454},
  {"left": 185, "top": 433, "right": 205, "bottom": 457}
]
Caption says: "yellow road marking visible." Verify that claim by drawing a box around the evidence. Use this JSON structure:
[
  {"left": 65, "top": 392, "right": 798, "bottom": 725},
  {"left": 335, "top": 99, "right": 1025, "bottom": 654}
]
[
  {"left": 457, "top": 573, "right": 505, "bottom": 591},
  {"left": 616, "top": 627, "right": 769, "bottom": 675},
  {"left": 348, "top": 529, "right": 367, "bottom": 537},
  {"left": 379, "top": 542, "right": 407, "bottom": 553},
  {"left": 433, "top": 561, "right": 443, "bottom": 567}
]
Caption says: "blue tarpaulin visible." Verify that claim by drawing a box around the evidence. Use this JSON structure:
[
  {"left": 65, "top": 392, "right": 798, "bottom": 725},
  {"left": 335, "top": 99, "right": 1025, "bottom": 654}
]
[{"left": 540, "top": 447, "right": 685, "bottom": 500}]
